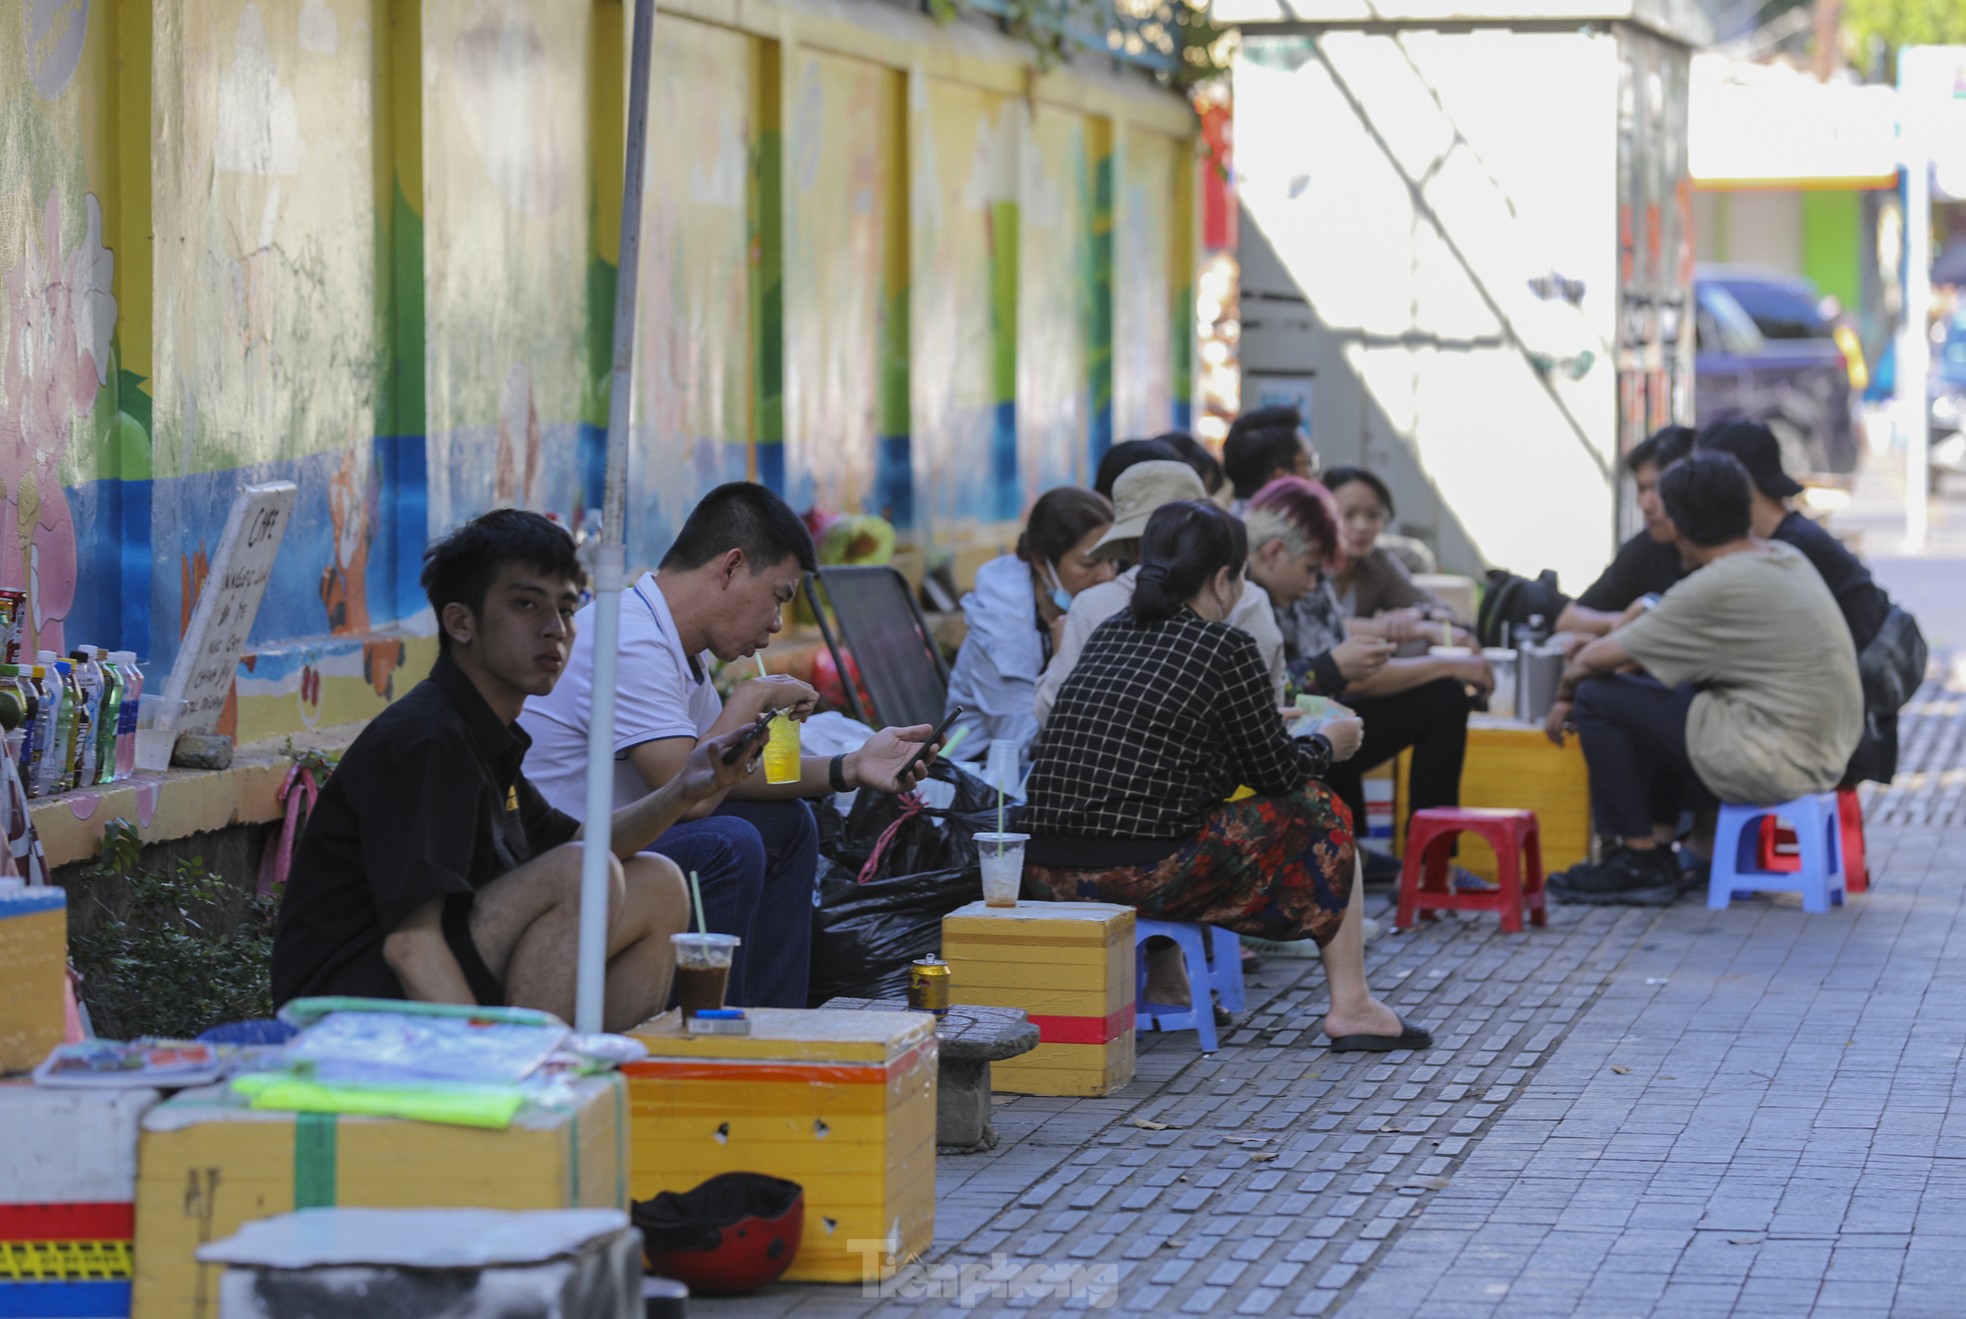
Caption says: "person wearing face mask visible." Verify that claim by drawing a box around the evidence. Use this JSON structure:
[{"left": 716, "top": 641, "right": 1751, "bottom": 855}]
[
  {"left": 944, "top": 487, "right": 1117, "bottom": 768},
  {"left": 1032, "top": 461, "right": 1289, "bottom": 729},
  {"left": 1021, "top": 500, "right": 1431, "bottom": 1053},
  {"left": 1242, "top": 477, "right": 1489, "bottom": 884}
]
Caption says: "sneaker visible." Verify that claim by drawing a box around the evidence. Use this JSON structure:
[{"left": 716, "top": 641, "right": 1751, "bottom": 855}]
[
  {"left": 1448, "top": 867, "right": 1496, "bottom": 894},
  {"left": 1547, "top": 846, "right": 1680, "bottom": 907}
]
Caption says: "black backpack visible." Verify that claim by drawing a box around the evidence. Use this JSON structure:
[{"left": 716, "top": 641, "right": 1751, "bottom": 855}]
[{"left": 1475, "top": 569, "right": 1571, "bottom": 648}]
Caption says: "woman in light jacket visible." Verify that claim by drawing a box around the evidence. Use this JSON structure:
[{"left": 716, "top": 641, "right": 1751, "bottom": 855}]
[{"left": 944, "top": 487, "right": 1115, "bottom": 768}]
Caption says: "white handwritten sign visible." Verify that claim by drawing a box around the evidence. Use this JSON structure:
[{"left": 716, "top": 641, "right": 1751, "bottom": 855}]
[{"left": 164, "top": 481, "right": 297, "bottom": 736}]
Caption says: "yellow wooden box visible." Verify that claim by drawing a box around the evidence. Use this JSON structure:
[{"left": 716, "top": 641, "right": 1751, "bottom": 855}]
[
  {"left": 131, "top": 1074, "right": 626, "bottom": 1319},
  {"left": 0, "top": 885, "right": 67, "bottom": 1076},
  {"left": 623, "top": 1007, "right": 936, "bottom": 1284},
  {"left": 1392, "top": 719, "right": 1592, "bottom": 881},
  {"left": 940, "top": 900, "right": 1136, "bottom": 1098}
]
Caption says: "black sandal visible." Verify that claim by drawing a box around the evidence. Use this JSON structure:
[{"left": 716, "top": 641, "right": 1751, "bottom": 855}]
[{"left": 1326, "top": 1017, "right": 1434, "bottom": 1053}]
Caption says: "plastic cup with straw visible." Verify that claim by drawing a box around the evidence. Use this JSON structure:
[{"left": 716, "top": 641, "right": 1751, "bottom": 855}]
[
  {"left": 975, "top": 757, "right": 1027, "bottom": 908},
  {"left": 757, "top": 654, "right": 801, "bottom": 783},
  {"left": 671, "top": 870, "right": 739, "bottom": 1016}
]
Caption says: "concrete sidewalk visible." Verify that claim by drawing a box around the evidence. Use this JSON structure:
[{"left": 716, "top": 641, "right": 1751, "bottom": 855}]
[{"left": 699, "top": 472, "right": 1964, "bottom": 1319}]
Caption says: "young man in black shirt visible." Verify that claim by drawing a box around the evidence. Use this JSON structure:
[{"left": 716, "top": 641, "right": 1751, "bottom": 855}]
[
  {"left": 1223, "top": 406, "right": 1319, "bottom": 510},
  {"left": 1554, "top": 425, "right": 1695, "bottom": 636},
  {"left": 272, "top": 510, "right": 759, "bottom": 1030}
]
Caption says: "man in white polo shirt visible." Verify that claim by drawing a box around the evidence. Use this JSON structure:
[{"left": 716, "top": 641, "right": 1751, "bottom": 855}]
[{"left": 521, "top": 483, "right": 936, "bottom": 1007}]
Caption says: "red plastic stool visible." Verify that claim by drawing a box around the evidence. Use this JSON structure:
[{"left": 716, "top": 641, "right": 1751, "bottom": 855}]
[
  {"left": 1756, "top": 787, "right": 1868, "bottom": 894},
  {"left": 1838, "top": 786, "right": 1869, "bottom": 894},
  {"left": 1395, "top": 807, "right": 1545, "bottom": 933}
]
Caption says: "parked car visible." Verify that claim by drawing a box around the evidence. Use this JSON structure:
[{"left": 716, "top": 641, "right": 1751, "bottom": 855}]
[
  {"left": 1694, "top": 266, "right": 1862, "bottom": 476},
  {"left": 1931, "top": 316, "right": 1966, "bottom": 488}
]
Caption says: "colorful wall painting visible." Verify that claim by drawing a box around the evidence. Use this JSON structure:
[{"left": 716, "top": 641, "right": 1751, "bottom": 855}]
[
  {"left": 913, "top": 78, "right": 1018, "bottom": 543},
  {"left": 1115, "top": 127, "right": 1182, "bottom": 441},
  {"left": 422, "top": 0, "right": 593, "bottom": 547},
  {"left": 631, "top": 14, "right": 759, "bottom": 553},
  {"left": 784, "top": 50, "right": 903, "bottom": 523},
  {"left": 1017, "top": 106, "right": 1098, "bottom": 497},
  {"left": 1, "top": 1, "right": 1194, "bottom": 755}
]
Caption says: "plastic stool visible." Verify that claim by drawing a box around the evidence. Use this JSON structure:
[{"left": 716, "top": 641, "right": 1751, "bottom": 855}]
[
  {"left": 1838, "top": 786, "right": 1869, "bottom": 894},
  {"left": 1707, "top": 794, "right": 1845, "bottom": 913},
  {"left": 1395, "top": 808, "right": 1545, "bottom": 933},
  {"left": 1134, "top": 919, "right": 1244, "bottom": 1053}
]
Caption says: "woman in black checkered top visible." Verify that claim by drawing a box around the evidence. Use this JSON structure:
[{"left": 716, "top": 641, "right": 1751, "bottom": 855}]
[{"left": 1022, "top": 501, "right": 1432, "bottom": 1052}]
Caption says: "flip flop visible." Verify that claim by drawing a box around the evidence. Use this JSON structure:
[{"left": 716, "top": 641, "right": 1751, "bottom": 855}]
[{"left": 1326, "top": 1017, "right": 1434, "bottom": 1054}]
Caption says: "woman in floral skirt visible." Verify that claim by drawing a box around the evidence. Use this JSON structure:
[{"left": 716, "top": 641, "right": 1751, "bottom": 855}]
[{"left": 1020, "top": 500, "right": 1431, "bottom": 1052}]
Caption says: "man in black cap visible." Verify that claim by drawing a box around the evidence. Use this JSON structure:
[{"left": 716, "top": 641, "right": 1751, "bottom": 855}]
[{"left": 1697, "top": 419, "right": 1898, "bottom": 782}]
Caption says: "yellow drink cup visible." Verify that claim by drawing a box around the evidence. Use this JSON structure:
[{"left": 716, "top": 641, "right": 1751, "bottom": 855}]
[{"left": 762, "top": 712, "right": 801, "bottom": 784}]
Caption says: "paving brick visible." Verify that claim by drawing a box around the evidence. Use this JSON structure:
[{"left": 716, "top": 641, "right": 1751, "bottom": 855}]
[{"left": 702, "top": 655, "right": 1966, "bottom": 1319}]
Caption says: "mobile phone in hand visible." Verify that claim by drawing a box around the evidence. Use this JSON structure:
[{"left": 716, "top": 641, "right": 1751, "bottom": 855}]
[
  {"left": 722, "top": 710, "right": 776, "bottom": 765},
  {"left": 900, "top": 706, "right": 965, "bottom": 777}
]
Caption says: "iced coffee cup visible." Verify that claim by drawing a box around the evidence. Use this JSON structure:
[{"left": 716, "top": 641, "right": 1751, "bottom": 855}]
[
  {"left": 671, "top": 932, "right": 741, "bottom": 1017},
  {"left": 974, "top": 832, "right": 1028, "bottom": 907}
]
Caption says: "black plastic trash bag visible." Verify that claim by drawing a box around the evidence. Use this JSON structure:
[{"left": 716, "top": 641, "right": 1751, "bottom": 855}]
[{"left": 808, "top": 760, "right": 1005, "bottom": 1006}]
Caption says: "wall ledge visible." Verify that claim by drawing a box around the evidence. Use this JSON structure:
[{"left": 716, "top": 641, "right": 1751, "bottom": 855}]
[{"left": 27, "top": 723, "right": 367, "bottom": 870}]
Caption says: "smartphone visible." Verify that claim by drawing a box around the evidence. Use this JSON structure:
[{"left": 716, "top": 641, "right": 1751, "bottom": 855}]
[
  {"left": 721, "top": 710, "right": 777, "bottom": 765},
  {"left": 899, "top": 706, "right": 965, "bottom": 777}
]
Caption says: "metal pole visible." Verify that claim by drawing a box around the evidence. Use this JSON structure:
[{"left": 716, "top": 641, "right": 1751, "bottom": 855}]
[
  {"left": 1899, "top": 49, "right": 1932, "bottom": 553},
  {"left": 576, "top": 0, "right": 657, "bottom": 1034}
]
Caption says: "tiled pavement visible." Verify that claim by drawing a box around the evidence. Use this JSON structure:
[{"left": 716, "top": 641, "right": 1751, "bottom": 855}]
[{"left": 698, "top": 663, "right": 1964, "bottom": 1319}]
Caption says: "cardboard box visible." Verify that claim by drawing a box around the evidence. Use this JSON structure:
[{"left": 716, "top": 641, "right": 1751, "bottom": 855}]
[
  {"left": 1, "top": 1083, "right": 159, "bottom": 1319},
  {"left": 131, "top": 1075, "right": 626, "bottom": 1319},
  {"left": 623, "top": 1007, "right": 936, "bottom": 1284},
  {"left": 940, "top": 901, "right": 1136, "bottom": 1097},
  {"left": 0, "top": 884, "right": 67, "bottom": 1076}
]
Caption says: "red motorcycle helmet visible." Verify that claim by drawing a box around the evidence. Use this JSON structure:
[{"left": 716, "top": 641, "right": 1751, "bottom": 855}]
[{"left": 634, "top": 1172, "right": 804, "bottom": 1296}]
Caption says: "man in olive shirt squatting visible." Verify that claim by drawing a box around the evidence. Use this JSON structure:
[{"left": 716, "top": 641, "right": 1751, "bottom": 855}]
[
  {"left": 1540, "top": 453, "right": 1862, "bottom": 906},
  {"left": 271, "top": 510, "right": 765, "bottom": 1030}
]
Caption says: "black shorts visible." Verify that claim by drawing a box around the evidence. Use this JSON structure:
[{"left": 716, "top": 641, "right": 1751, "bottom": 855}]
[{"left": 441, "top": 893, "right": 507, "bottom": 1007}]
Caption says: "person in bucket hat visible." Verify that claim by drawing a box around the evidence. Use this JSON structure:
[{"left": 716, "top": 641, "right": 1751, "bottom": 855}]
[{"left": 1035, "top": 461, "right": 1287, "bottom": 728}]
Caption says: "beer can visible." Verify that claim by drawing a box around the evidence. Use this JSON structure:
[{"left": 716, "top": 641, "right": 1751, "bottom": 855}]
[{"left": 908, "top": 955, "right": 951, "bottom": 1016}]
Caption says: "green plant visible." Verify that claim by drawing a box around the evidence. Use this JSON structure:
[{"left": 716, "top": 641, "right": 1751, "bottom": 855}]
[
  {"left": 279, "top": 736, "right": 341, "bottom": 782},
  {"left": 923, "top": 0, "right": 1234, "bottom": 90},
  {"left": 69, "top": 819, "right": 280, "bottom": 1041}
]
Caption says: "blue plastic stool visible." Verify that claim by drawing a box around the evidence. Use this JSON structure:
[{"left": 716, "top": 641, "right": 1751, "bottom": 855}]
[
  {"left": 1135, "top": 919, "right": 1246, "bottom": 1053},
  {"left": 1707, "top": 794, "right": 1845, "bottom": 913}
]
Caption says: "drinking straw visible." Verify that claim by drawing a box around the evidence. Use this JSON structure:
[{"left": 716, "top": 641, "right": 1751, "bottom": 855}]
[
  {"left": 755, "top": 654, "right": 768, "bottom": 679},
  {"left": 997, "top": 781, "right": 1005, "bottom": 855},
  {"left": 688, "top": 869, "right": 708, "bottom": 935},
  {"left": 1441, "top": 620, "right": 1451, "bottom": 649}
]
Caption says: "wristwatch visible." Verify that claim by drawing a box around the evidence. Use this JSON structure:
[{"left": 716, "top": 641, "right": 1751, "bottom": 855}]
[{"left": 828, "top": 753, "right": 850, "bottom": 793}]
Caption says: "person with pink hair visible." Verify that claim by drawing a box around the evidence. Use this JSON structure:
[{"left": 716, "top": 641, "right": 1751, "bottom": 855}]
[{"left": 1242, "top": 476, "right": 1491, "bottom": 882}]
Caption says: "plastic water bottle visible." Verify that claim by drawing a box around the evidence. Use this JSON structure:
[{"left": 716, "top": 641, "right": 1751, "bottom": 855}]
[
  {"left": 111, "top": 651, "right": 141, "bottom": 779},
  {"left": 67, "top": 650, "right": 103, "bottom": 789},
  {"left": 25, "top": 665, "right": 58, "bottom": 797},
  {"left": 37, "top": 654, "right": 77, "bottom": 794},
  {"left": 93, "top": 650, "right": 122, "bottom": 784}
]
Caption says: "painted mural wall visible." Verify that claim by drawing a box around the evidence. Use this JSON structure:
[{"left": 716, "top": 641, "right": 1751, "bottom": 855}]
[{"left": 0, "top": 0, "right": 1193, "bottom": 753}]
